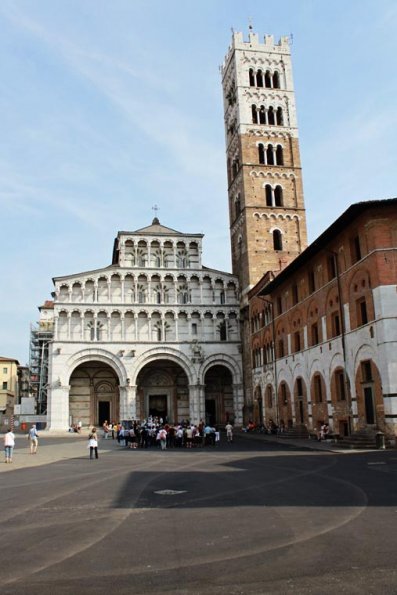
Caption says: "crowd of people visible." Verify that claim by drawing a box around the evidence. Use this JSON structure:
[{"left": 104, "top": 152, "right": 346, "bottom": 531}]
[{"left": 99, "top": 418, "right": 234, "bottom": 451}]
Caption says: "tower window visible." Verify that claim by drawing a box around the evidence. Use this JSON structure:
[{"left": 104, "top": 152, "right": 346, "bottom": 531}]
[
  {"left": 276, "top": 107, "right": 284, "bottom": 125},
  {"left": 265, "top": 185, "right": 273, "bottom": 206},
  {"left": 273, "top": 230, "right": 283, "bottom": 251},
  {"left": 249, "top": 68, "right": 255, "bottom": 86},
  {"left": 276, "top": 145, "right": 284, "bottom": 166},
  {"left": 259, "top": 105, "right": 266, "bottom": 124},
  {"left": 256, "top": 69, "right": 264, "bottom": 87},
  {"left": 258, "top": 144, "right": 265, "bottom": 164},
  {"left": 235, "top": 194, "right": 241, "bottom": 217},
  {"left": 273, "top": 71, "right": 280, "bottom": 89},
  {"left": 274, "top": 185, "right": 283, "bottom": 206},
  {"left": 251, "top": 105, "right": 258, "bottom": 124},
  {"left": 350, "top": 235, "right": 362, "bottom": 264},
  {"left": 268, "top": 106, "right": 275, "bottom": 125},
  {"left": 266, "top": 145, "right": 274, "bottom": 165},
  {"left": 265, "top": 70, "right": 272, "bottom": 88},
  {"left": 192, "top": 323, "right": 198, "bottom": 335}
]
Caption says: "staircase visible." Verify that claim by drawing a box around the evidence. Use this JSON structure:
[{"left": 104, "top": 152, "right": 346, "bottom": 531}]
[
  {"left": 278, "top": 425, "right": 309, "bottom": 439},
  {"left": 340, "top": 427, "right": 382, "bottom": 449}
]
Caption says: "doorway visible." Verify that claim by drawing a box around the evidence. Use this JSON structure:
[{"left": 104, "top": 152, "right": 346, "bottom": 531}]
[
  {"left": 98, "top": 401, "right": 110, "bottom": 426},
  {"left": 364, "top": 386, "right": 375, "bottom": 425},
  {"left": 205, "top": 399, "right": 216, "bottom": 425},
  {"left": 149, "top": 395, "right": 167, "bottom": 419}
]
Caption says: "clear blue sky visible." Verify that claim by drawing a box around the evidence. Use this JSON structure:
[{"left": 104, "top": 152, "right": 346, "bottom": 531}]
[{"left": 1, "top": 0, "right": 397, "bottom": 364}]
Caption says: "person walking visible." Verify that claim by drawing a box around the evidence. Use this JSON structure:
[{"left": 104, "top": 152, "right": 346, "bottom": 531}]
[
  {"left": 4, "top": 428, "right": 15, "bottom": 463},
  {"left": 28, "top": 424, "right": 39, "bottom": 454},
  {"left": 225, "top": 422, "right": 234, "bottom": 443},
  {"left": 88, "top": 427, "right": 98, "bottom": 459}
]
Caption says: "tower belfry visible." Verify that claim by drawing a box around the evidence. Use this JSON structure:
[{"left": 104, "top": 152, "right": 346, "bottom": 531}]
[{"left": 221, "top": 31, "right": 308, "bottom": 303}]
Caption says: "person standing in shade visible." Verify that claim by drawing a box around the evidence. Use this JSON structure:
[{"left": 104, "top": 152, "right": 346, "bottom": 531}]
[
  {"left": 28, "top": 424, "right": 39, "bottom": 454},
  {"left": 4, "top": 428, "right": 15, "bottom": 463},
  {"left": 88, "top": 427, "right": 98, "bottom": 459},
  {"left": 225, "top": 422, "right": 234, "bottom": 443}
]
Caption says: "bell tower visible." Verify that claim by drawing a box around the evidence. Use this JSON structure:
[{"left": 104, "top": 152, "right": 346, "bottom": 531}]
[{"left": 221, "top": 31, "right": 308, "bottom": 304}]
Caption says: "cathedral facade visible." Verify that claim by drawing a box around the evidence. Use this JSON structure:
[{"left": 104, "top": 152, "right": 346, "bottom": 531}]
[{"left": 46, "top": 219, "right": 243, "bottom": 430}]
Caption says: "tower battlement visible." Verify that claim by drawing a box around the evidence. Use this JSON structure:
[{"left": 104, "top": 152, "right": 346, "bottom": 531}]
[{"left": 222, "top": 31, "right": 290, "bottom": 73}]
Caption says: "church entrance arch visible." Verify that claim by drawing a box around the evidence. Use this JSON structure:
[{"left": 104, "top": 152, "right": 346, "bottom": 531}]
[
  {"left": 136, "top": 359, "right": 189, "bottom": 423},
  {"left": 204, "top": 365, "right": 233, "bottom": 425},
  {"left": 69, "top": 361, "right": 120, "bottom": 427}
]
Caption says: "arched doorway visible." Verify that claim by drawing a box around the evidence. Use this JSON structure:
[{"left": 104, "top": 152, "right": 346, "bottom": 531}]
[
  {"left": 204, "top": 365, "right": 233, "bottom": 425},
  {"left": 136, "top": 359, "right": 189, "bottom": 423},
  {"left": 69, "top": 361, "right": 120, "bottom": 427}
]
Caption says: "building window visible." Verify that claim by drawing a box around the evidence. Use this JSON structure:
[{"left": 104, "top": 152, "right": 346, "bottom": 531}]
[
  {"left": 266, "top": 145, "right": 274, "bottom": 165},
  {"left": 251, "top": 104, "right": 258, "bottom": 124},
  {"left": 2, "top": 381, "right": 7, "bottom": 390},
  {"left": 219, "top": 321, "right": 227, "bottom": 341},
  {"left": 3, "top": 368, "right": 7, "bottom": 374},
  {"left": 311, "top": 322, "right": 319, "bottom": 346},
  {"left": 276, "top": 145, "right": 284, "bottom": 165},
  {"left": 192, "top": 323, "right": 198, "bottom": 335},
  {"left": 331, "top": 311, "right": 341, "bottom": 337},
  {"left": 294, "top": 331, "right": 301, "bottom": 352},
  {"left": 308, "top": 270, "right": 315, "bottom": 294},
  {"left": 268, "top": 106, "right": 275, "bottom": 125},
  {"left": 276, "top": 296, "right": 283, "bottom": 315},
  {"left": 256, "top": 69, "right": 264, "bottom": 87},
  {"left": 249, "top": 68, "right": 255, "bottom": 86},
  {"left": 157, "top": 327, "right": 162, "bottom": 341},
  {"left": 265, "top": 70, "right": 272, "bottom": 88},
  {"left": 356, "top": 297, "right": 368, "bottom": 326},
  {"left": 278, "top": 339, "right": 285, "bottom": 358},
  {"left": 273, "top": 71, "right": 280, "bottom": 88},
  {"left": 327, "top": 255, "right": 336, "bottom": 281},
  {"left": 350, "top": 235, "right": 362, "bottom": 264},
  {"left": 361, "top": 361, "right": 373, "bottom": 382},
  {"left": 335, "top": 370, "right": 346, "bottom": 400},
  {"left": 258, "top": 144, "right": 265, "bottom": 164},
  {"left": 314, "top": 375, "right": 323, "bottom": 403},
  {"left": 259, "top": 105, "right": 266, "bottom": 124},
  {"left": 273, "top": 230, "right": 283, "bottom": 251},
  {"left": 292, "top": 283, "right": 298, "bottom": 305},
  {"left": 276, "top": 106, "right": 283, "bottom": 125},
  {"left": 297, "top": 377, "right": 303, "bottom": 396}
]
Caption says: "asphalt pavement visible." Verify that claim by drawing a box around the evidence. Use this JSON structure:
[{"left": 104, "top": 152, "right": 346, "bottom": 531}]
[{"left": 0, "top": 432, "right": 396, "bottom": 594}]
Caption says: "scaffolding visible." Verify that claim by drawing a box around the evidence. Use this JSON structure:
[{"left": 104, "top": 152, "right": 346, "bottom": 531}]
[{"left": 29, "top": 322, "right": 53, "bottom": 415}]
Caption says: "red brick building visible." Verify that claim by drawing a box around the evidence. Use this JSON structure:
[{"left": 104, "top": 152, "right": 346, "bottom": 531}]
[{"left": 249, "top": 199, "right": 397, "bottom": 442}]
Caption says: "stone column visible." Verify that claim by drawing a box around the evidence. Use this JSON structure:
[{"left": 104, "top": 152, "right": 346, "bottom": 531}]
[
  {"left": 232, "top": 383, "right": 244, "bottom": 425},
  {"left": 120, "top": 385, "right": 137, "bottom": 421},
  {"left": 67, "top": 312, "right": 71, "bottom": 340},
  {"left": 188, "top": 383, "right": 204, "bottom": 425},
  {"left": 47, "top": 384, "right": 70, "bottom": 431},
  {"left": 121, "top": 278, "right": 125, "bottom": 303}
]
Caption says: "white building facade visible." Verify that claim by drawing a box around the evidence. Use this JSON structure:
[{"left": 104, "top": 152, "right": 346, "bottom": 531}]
[{"left": 46, "top": 219, "right": 243, "bottom": 430}]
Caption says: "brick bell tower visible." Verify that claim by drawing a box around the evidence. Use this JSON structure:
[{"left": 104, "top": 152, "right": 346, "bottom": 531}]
[
  {"left": 221, "top": 30, "right": 308, "bottom": 304},
  {"left": 221, "top": 30, "right": 308, "bottom": 419}
]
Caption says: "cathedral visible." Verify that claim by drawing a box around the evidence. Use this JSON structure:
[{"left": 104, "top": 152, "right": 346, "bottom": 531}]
[{"left": 45, "top": 219, "right": 243, "bottom": 430}]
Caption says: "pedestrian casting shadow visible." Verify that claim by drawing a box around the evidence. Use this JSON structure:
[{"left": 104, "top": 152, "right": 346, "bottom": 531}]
[{"left": 113, "top": 452, "right": 397, "bottom": 509}]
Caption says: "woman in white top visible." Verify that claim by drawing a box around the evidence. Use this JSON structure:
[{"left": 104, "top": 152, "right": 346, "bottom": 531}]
[
  {"left": 4, "top": 428, "right": 15, "bottom": 463},
  {"left": 88, "top": 427, "right": 98, "bottom": 459}
]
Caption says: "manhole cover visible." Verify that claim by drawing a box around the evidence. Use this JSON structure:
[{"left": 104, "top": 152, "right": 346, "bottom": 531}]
[{"left": 154, "top": 489, "right": 187, "bottom": 496}]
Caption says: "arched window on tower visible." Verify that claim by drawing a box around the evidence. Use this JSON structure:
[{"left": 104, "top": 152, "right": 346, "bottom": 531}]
[
  {"left": 249, "top": 68, "right": 255, "bottom": 86},
  {"left": 256, "top": 69, "right": 264, "bottom": 87},
  {"left": 235, "top": 194, "right": 241, "bottom": 217},
  {"left": 265, "top": 185, "right": 273, "bottom": 206},
  {"left": 273, "top": 229, "right": 283, "bottom": 251},
  {"left": 274, "top": 185, "right": 283, "bottom": 206},
  {"left": 258, "top": 144, "right": 265, "bottom": 164},
  {"left": 259, "top": 105, "right": 266, "bottom": 124},
  {"left": 273, "top": 71, "right": 280, "bottom": 89},
  {"left": 268, "top": 106, "right": 275, "bottom": 125},
  {"left": 251, "top": 105, "right": 258, "bottom": 124},
  {"left": 265, "top": 70, "right": 272, "bottom": 88},
  {"left": 276, "top": 107, "right": 284, "bottom": 126},
  {"left": 276, "top": 145, "right": 284, "bottom": 166},
  {"left": 266, "top": 145, "right": 274, "bottom": 166}
]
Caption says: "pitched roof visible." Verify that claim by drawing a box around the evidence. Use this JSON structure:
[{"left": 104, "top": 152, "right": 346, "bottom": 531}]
[{"left": 120, "top": 218, "right": 184, "bottom": 236}]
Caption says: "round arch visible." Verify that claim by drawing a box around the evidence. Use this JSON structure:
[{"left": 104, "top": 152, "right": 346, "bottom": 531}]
[
  {"left": 131, "top": 347, "right": 195, "bottom": 386},
  {"left": 65, "top": 348, "right": 128, "bottom": 386}
]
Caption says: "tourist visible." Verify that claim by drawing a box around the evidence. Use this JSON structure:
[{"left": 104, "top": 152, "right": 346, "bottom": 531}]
[
  {"left": 28, "top": 424, "right": 39, "bottom": 454},
  {"left": 225, "top": 422, "right": 233, "bottom": 443},
  {"left": 4, "top": 428, "right": 15, "bottom": 463},
  {"left": 88, "top": 427, "right": 98, "bottom": 459}
]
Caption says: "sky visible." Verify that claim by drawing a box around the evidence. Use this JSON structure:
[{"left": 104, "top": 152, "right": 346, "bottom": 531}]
[{"left": 1, "top": 0, "right": 397, "bottom": 364}]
